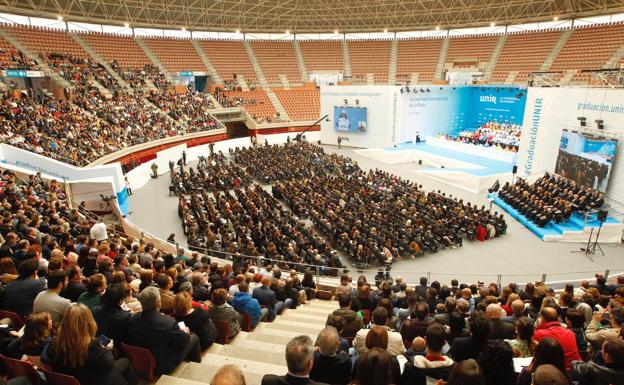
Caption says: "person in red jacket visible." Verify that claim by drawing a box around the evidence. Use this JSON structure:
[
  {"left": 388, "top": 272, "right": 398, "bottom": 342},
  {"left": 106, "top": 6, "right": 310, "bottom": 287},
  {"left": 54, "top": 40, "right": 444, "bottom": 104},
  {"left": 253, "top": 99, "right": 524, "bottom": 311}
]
[
  {"left": 475, "top": 224, "right": 487, "bottom": 241},
  {"left": 533, "top": 307, "right": 581, "bottom": 370}
]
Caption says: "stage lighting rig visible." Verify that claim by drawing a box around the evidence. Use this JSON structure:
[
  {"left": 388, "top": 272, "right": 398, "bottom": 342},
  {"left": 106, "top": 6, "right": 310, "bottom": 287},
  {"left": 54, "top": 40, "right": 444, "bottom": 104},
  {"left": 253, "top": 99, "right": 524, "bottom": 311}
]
[
  {"left": 595, "top": 119, "right": 604, "bottom": 130},
  {"left": 343, "top": 99, "right": 348, "bottom": 105}
]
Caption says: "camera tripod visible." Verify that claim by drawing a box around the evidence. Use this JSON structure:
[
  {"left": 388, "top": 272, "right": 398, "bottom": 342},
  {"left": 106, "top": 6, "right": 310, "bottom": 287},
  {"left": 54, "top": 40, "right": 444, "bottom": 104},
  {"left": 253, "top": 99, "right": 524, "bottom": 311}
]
[{"left": 571, "top": 221, "right": 605, "bottom": 261}]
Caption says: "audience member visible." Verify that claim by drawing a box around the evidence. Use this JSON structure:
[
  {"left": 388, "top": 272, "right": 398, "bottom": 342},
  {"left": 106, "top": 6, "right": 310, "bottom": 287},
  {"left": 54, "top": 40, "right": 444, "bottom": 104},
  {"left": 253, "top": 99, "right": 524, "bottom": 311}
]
[
  {"left": 309, "top": 327, "right": 351, "bottom": 385},
  {"left": 127, "top": 287, "right": 201, "bottom": 375},
  {"left": 261, "top": 335, "right": 325, "bottom": 385}
]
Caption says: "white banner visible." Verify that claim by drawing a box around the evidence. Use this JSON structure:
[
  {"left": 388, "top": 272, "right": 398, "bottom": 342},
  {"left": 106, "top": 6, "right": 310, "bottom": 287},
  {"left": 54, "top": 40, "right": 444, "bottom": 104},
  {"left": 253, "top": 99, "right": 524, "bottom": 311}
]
[
  {"left": 516, "top": 87, "right": 624, "bottom": 204},
  {"left": 319, "top": 85, "right": 402, "bottom": 148}
]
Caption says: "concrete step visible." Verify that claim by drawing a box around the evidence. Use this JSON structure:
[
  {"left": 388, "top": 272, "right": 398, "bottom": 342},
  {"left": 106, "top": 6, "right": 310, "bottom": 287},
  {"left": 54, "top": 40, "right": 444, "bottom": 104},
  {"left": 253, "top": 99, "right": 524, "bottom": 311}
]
[
  {"left": 217, "top": 344, "right": 286, "bottom": 366},
  {"left": 269, "top": 319, "right": 325, "bottom": 335},
  {"left": 200, "top": 353, "right": 287, "bottom": 375},
  {"left": 230, "top": 333, "right": 288, "bottom": 351},
  {"left": 157, "top": 374, "right": 206, "bottom": 385},
  {"left": 177, "top": 361, "right": 271, "bottom": 385},
  {"left": 279, "top": 312, "right": 329, "bottom": 324},
  {"left": 289, "top": 305, "right": 334, "bottom": 316},
  {"left": 306, "top": 300, "right": 338, "bottom": 310},
  {"left": 245, "top": 327, "right": 316, "bottom": 345}
]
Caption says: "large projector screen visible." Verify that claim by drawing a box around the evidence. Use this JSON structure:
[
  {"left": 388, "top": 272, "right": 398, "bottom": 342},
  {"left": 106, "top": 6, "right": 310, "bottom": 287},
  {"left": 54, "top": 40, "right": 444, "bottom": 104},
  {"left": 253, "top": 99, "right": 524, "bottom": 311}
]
[
  {"left": 554, "top": 129, "right": 618, "bottom": 192},
  {"left": 334, "top": 106, "right": 368, "bottom": 133}
]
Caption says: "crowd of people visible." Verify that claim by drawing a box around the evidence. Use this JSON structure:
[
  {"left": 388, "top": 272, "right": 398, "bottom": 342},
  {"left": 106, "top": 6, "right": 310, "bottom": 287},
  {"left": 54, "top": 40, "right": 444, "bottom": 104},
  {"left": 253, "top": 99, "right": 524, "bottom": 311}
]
[
  {"left": 147, "top": 90, "right": 222, "bottom": 132},
  {"left": 0, "top": 166, "right": 322, "bottom": 384},
  {"left": 441, "top": 122, "right": 522, "bottom": 152},
  {"left": 260, "top": 273, "right": 624, "bottom": 385},
  {"left": 44, "top": 52, "right": 121, "bottom": 93},
  {"left": 498, "top": 173, "right": 605, "bottom": 227},
  {"left": 110, "top": 60, "right": 170, "bottom": 91},
  {"left": 274, "top": 169, "right": 506, "bottom": 266},
  {"left": 0, "top": 47, "right": 37, "bottom": 70},
  {"left": 170, "top": 142, "right": 505, "bottom": 274},
  {"left": 169, "top": 151, "right": 253, "bottom": 194}
]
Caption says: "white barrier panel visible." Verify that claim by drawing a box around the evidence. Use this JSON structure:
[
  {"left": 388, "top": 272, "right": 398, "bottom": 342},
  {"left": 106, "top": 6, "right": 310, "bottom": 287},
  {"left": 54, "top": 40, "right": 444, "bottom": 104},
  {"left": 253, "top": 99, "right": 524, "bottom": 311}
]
[
  {"left": 0, "top": 144, "right": 125, "bottom": 192},
  {"left": 517, "top": 87, "right": 624, "bottom": 205},
  {"left": 256, "top": 131, "right": 321, "bottom": 146},
  {"left": 320, "top": 85, "right": 402, "bottom": 148},
  {"left": 426, "top": 137, "right": 518, "bottom": 164}
]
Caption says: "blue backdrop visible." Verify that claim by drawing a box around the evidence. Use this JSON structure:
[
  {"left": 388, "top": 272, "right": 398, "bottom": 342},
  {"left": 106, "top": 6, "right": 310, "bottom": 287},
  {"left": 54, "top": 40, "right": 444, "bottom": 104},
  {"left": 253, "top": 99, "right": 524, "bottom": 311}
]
[
  {"left": 334, "top": 106, "right": 368, "bottom": 133},
  {"left": 400, "top": 85, "right": 527, "bottom": 141}
]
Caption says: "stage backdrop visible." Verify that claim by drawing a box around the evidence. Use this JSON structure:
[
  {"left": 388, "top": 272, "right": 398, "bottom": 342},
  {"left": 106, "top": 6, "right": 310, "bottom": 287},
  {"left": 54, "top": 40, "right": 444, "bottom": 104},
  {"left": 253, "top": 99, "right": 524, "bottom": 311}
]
[
  {"left": 320, "top": 85, "right": 402, "bottom": 148},
  {"left": 399, "top": 85, "right": 527, "bottom": 143},
  {"left": 516, "top": 87, "right": 624, "bottom": 205}
]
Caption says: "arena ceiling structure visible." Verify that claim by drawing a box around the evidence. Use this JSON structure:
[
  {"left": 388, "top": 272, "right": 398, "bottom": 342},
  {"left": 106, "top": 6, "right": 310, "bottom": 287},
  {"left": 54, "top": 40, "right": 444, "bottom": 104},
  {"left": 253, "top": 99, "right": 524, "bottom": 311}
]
[{"left": 3, "top": 0, "right": 624, "bottom": 33}]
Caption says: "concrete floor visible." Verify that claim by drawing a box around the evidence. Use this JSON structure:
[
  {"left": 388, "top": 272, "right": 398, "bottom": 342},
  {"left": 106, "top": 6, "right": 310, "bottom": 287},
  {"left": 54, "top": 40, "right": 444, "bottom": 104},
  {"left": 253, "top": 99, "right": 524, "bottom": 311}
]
[{"left": 129, "top": 144, "right": 624, "bottom": 286}]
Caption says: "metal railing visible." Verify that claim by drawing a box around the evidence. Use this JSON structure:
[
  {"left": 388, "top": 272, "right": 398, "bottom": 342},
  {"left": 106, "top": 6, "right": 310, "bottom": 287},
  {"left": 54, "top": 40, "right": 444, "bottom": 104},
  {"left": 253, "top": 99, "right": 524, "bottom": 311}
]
[{"left": 186, "top": 245, "right": 624, "bottom": 289}]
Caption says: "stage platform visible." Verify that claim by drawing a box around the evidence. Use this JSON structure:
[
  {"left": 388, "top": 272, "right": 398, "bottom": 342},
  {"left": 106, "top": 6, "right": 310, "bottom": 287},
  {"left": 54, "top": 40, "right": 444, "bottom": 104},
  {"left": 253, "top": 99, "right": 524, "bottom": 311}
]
[
  {"left": 354, "top": 142, "right": 514, "bottom": 193},
  {"left": 491, "top": 193, "right": 624, "bottom": 243}
]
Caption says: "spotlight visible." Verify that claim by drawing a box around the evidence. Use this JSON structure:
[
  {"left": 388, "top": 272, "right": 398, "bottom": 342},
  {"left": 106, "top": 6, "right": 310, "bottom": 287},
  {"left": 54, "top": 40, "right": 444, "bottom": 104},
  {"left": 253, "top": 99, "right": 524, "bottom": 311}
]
[
  {"left": 383, "top": 29, "right": 388, "bottom": 33},
  {"left": 553, "top": 16, "right": 559, "bottom": 21},
  {"left": 124, "top": 23, "right": 130, "bottom": 28},
  {"left": 577, "top": 116, "right": 587, "bottom": 127},
  {"left": 435, "top": 26, "right": 440, "bottom": 31},
  {"left": 334, "top": 30, "right": 339, "bottom": 34},
  {"left": 355, "top": 99, "right": 360, "bottom": 105},
  {"left": 181, "top": 27, "right": 186, "bottom": 32},
  {"left": 235, "top": 29, "right": 240, "bottom": 33},
  {"left": 490, "top": 22, "right": 496, "bottom": 27},
  {"left": 57, "top": 15, "right": 63, "bottom": 21}
]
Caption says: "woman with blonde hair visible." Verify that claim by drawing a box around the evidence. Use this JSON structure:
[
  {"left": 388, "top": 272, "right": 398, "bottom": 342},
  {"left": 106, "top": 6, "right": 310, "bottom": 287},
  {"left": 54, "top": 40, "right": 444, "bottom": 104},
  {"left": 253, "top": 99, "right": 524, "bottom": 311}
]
[
  {"left": 44, "top": 303, "right": 138, "bottom": 385},
  {"left": 173, "top": 291, "right": 216, "bottom": 350}
]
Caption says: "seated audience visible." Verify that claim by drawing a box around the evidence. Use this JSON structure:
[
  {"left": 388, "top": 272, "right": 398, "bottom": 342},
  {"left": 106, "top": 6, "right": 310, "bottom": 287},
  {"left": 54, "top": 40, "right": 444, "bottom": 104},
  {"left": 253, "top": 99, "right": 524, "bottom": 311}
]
[
  {"left": 310, "top": 327, "right": 351, "bottom": 385},
  {"left": 571, "top": 338, "right": 624, "bottom": 385},
  {"left": 6, "top": 311, "right": 53, "bottom": 359},
  {"left": 44, "top": 303, "right": 138, "bottom": 385},
  {"left": 402, "top": 324, "right": 455, "bottom": 384},
  {"left": 477, "top": 340, "right": 514, "bottom": 385},
  {"left": 533, "top": 307, "right": 581, "bottom": 369},
  {"left": 261, "top": 335, "right": 325, "bottom": 385},
  {"left": 208, "top": 288, "right": 242, "bottom": 339},
  {"left": 172, "top": 291, "right": 216, "bottom": 350},
  {"left": 449, "top": 312, "right": 491, "bottom": 363},
  {"left": 354, "top": 307, "right": 406, "bottom": 357},
  {"left": 78, "top": 273, "right": 107, "bottom": 310},
  {"left": 517, "top": 338, "right": 572, "bottom": 385},
  {"left": 32, "top": 269, "right": 70, "bottom": 325},
  {"left": 332, "top": 294, "right": 363, "bottom": 338},
  {"left": 91, "top": 283, "right": 132, "bottom": 355},
  {"left": 2, "top": 258, "right": 45, "bottom": 317},
  {"left": 232, "top": 282, "right": 268, "bottom": 327},
  {"left": 127, "top": 287, "right": 201, "bottom": 375},
  {"left": 211, "top": 364, "right": 247, "bottom": 385}
]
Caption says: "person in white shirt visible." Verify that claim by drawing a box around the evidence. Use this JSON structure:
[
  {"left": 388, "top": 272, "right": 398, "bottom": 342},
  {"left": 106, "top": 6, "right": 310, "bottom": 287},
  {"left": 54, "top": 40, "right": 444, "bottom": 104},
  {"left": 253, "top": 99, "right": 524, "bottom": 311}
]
[
  {"left": 354, "top": 307, "right": 406, "bottom": 357},
  {"left": 89, "top": 221, "right": 108, "bottom": 242}
]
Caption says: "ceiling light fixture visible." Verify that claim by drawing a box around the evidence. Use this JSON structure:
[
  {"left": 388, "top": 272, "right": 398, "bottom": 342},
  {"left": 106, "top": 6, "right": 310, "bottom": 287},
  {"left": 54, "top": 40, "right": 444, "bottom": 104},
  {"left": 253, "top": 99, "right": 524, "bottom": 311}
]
[
  {"left": 235, "top": 29, "right": 240, "bottom": 34},
  {"left": 57, "top": 15, "right": 63, "bottom": 21},
  {"left": 490, "top": 22, "right": 496, "bottom": 27},
  {"left": 124, "top": 23, "right": 130, "bottom": 28},
  {"left": 285, "top": 30, "right": 290, "bottom": 34},
  {"left": 553, "top": 16, "right": 559, "bottom": 21},
  {"left": 383, "top": 29, "right": 388, "bottom": 33}
]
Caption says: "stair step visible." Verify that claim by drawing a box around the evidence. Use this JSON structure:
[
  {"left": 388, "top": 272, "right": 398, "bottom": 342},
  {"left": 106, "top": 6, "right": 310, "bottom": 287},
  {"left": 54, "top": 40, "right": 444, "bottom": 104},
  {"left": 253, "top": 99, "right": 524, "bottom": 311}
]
[
  {"left": 217, "top": 344, "right": 286, "bottom": 366},
  {"left": 200, "top": 353, "right": 286, "bottom": 374},
  {"left": 279, "top": 312, "right": 329, "bottom": 324},
  {"left": 157, "top": 374, "right": 207, "bottom": 385},
  {"left": 290, "top": 305, "right": 334, "bottom": 315},
  {"left": 269, "top": 319, "right": 325, "bottom": 335},
  {"left": 230, "top": 334, "right": 288, "bottom": 351},
  {"left": 178, "top": 361, "right": 272, "bottom": 385}
]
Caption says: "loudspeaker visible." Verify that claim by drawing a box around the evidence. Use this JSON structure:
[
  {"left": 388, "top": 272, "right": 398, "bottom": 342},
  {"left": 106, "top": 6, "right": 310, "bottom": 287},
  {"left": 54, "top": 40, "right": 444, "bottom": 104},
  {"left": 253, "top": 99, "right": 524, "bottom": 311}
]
[
  {"left": 418, "top": 160, "right": 422, "bottom": 165},
  {"left": 512, "top": 165, "right": 518, "bottom": 174},
  {"left": 317, "top": 140, "right": 321, "bottom": 145},
  {"left": 597, "top": 210, "right": 608, "bottom": 222}
]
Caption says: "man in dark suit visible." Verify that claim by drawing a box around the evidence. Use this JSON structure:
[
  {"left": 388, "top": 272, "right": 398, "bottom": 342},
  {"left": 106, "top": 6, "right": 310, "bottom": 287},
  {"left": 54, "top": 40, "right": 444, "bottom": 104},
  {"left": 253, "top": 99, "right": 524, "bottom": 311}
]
[
  {"left": 253, "top": 276, "right": 287, "bottom": 322},
  {"left": 310, "top": 327, "right": 351, "bottom": 385},
  {"left": 262, "top": 335, "right": 328, "bottom": 385},
  {"left": 415, "top": 277, "right": 429, "bottom": 300},
  {"left": 92, "top": 283, "right": 132, "bottom": 355},
  {"left": 2, "top": 258, "right": 45, "bottom": 317},
  {"left": 127, "top": 286, "right": 201, "bottom": 375},
  {"left": 486, "top": 304, "right": 515, "bottom": 340},
  {"left": 433, "top": 297, "right": 457, "bottom": 326},
  {"left": 449, "top": 312, "right": 492, "bottom": 362}
]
